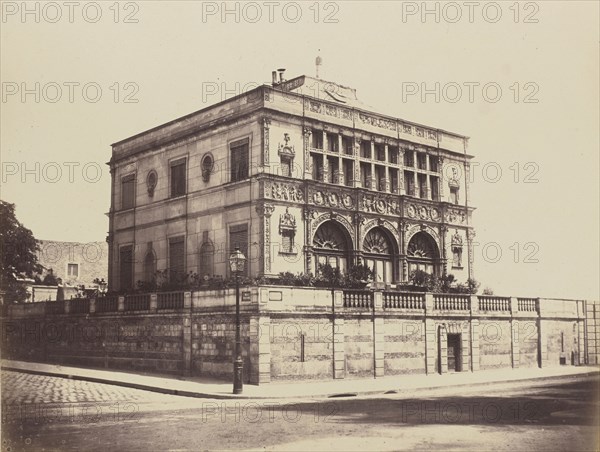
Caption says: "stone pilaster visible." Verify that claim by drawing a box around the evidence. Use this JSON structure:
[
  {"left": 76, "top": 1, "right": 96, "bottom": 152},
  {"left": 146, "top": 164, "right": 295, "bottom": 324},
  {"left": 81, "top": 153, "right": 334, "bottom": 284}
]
[
  {"left": 250, "top": 316, "right": 271, "bottom": 384},
  {"left": 471, "top": 319, "right": 480, "bottom": 371},
  {"left": 333, "top": 290, "right": 345, "bottom": 379}
]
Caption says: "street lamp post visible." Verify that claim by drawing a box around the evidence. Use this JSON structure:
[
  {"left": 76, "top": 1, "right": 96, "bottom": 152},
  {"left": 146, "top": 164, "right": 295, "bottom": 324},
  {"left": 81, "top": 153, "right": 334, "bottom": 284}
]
[{"left": 229, "top": 247, "right": 246, "bottom": 394}]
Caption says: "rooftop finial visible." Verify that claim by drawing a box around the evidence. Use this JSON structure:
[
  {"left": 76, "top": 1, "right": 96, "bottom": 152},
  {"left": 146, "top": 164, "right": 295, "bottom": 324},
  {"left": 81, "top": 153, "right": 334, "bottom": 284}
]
[{"left": 315, "top": 50, "right": 322, "bottom": 79}]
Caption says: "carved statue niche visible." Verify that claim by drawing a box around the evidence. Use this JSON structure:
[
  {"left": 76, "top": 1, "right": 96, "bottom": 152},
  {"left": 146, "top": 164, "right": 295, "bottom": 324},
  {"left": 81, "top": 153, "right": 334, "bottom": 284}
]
[
  {"left": 277, "top": 133, "right": 295, "bottom": 177},
  {"left": 451, "top": 230, "right": 463, "bottom": 268},
  {"left": 278, "top": 207, "right": 297, "bottom": 254}
]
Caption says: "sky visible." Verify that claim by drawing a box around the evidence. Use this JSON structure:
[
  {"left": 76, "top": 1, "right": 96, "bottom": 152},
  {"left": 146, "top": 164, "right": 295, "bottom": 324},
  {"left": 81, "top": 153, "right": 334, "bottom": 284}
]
[{"left": 1, "top": 1, "right": 598, "bottom": 300}]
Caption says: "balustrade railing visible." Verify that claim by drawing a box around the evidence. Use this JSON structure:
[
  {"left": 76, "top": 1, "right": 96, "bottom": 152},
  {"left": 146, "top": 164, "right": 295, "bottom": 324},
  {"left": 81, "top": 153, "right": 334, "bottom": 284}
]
[
  {"left": 157, "top": 291, "right": 184, "bottom": 310},
  {"left": 45, "top": 301, "right": 65, "bottom": 315},
  {"left": 478, "top": 296, "right": 511, "bottom": 312},
  {"left": 95, "top": 296, "right": 118, "bottom": 313},
  {"left": 343, "top": 290, "right": 373, "bottom": 309},
  {"left": 433, "top": 294, "right": 470, "bottom": 311},
  {"left": 69, "top": 298, "right": 90, "bottom": 314},
  {"left": 383, "top": 292, "right": 425, "bottom": 309},
  {"left": 517, "top": 298, "right": 538, "bottom": 312},
  {"left": 124, "top": 294, "right": 151, "bottom": 311}
]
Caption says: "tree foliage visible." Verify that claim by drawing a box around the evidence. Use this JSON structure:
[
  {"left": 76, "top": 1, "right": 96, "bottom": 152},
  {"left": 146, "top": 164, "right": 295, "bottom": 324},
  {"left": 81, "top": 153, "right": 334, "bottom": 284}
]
[{"left": 0, "top": 200, "right": 42, "bottom": 303}]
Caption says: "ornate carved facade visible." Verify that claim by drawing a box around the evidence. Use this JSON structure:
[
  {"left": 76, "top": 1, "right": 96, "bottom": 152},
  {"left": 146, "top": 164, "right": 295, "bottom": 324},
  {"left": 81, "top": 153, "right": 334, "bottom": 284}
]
[{"left": 108, "top": 74, "right": 474, "bottom": 291}]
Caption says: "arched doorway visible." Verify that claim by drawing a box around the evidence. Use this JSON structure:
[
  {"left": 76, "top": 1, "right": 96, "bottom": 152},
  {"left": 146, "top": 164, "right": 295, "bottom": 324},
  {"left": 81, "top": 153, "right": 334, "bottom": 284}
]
[
  {"left": 312, "top": 221, "right": 352, "bottom": 275},
  {"left": 406, "top": 231, "right": 440, "bottom": 276},
  {"left": 363, "top": 227, "right": 396, "bottom": 284}
]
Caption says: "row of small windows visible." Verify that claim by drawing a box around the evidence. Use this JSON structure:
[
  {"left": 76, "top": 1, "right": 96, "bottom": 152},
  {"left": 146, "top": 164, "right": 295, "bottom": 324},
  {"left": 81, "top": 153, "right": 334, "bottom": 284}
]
[
  {"left": 118, "top": 225, "right": 248, "bottom": 291},
  {"left": 311, "top": 131, "right": 439, "bottom": 171},
  {"left": 119, "top": 140, "right": 250, "bottom": 210}
]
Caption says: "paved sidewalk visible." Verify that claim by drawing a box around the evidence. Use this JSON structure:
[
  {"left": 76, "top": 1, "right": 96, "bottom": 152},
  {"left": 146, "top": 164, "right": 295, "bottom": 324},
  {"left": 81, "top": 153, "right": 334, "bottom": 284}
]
[{"left": 2, "top": 359, "right": 598, "bottom": 400}]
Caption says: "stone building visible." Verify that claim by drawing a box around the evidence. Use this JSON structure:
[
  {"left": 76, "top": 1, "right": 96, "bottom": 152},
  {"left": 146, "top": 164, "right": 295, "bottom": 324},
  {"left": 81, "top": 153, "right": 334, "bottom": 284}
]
[
  {"left": 107, "top": 72, "right": 475, "bottom": 292},
  {"left": 36, "top": 240, "right": 108, "bottom": 287}
]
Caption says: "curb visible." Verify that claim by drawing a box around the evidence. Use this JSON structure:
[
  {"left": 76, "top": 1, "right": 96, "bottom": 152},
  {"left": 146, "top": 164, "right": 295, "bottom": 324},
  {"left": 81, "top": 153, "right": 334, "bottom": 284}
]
[{"left": 3, "top": 365, "right": 598, "bottom": 400}]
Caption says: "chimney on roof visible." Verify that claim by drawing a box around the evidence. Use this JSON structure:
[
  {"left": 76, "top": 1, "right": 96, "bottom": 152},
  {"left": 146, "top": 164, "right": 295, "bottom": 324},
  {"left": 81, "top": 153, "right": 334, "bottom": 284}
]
[
  {"left": 272, "top": 71, "right": 278, "bottom": 86},
  {"left": 316, "top": 51, "right": 322, "bottom": 79},
  {"left": 277, "top": 68, "right": 286, "bottom": 83}
]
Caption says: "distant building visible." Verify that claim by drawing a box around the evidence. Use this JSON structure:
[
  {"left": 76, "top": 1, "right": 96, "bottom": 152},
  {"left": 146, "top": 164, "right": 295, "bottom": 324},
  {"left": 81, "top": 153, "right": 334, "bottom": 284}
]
[
  {"left": 36, "top": 240, "right": 108, "bottom": 287},
  {"left": 108, "top": 72, "right": 475, "bottom": 292}
]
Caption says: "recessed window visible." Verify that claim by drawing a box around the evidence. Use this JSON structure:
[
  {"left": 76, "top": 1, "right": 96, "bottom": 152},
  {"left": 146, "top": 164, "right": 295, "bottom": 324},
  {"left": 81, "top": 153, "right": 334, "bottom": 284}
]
[
  {"left": 342, "top": 136, "right": 353, "bottom": 155},
  {"left": 311, "top": 130, "right": 323, "bottom": 149},
  {"left": 119, "top": 245, "right": 134, "bottom": 291},
  {"left": 326, "top": 133, "right": 338, "bottom": 152},
  {"left": 404, "top": 171, "right": 415, "bottom": 196},
  {"left": 311, "top": 153, "right": 324, "bottom": 181},
  {"left": 450, "top": 186, "right": 460, "bottom": 204},
  {"left": 361, "top": 140, "right": 371, "bottom": 159},
  {"left": 67, "top": 263, "right": 79, "bottom": 277},
  {"left": 229, "top": 224, "right": 248, "bottom": 276},
  {"left": 388, "top": 146, "right": 399, "bottom": 164},
  {"left": 201, "top": 153, "right": 214, "bottom": 182},
  {"left": 404, "top": 152, "right": 414, "bottom": 167},
  {"left": 121, "top": 174, "right": 135, "bottom": 209},
  {"left": 169, "top": 236, "right": 185, "bottom": 283},
  {"left": 170, "top": 158, "right": 186, "bottom": 198},
  {"left": 230, "top": 140, "right": 249, "bottom": 182}
]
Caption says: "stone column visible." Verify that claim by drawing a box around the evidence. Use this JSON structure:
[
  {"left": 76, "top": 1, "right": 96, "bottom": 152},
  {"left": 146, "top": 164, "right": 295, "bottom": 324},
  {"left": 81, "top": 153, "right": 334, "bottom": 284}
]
[
  {"left": 250, "top": 316, "right": 271, "bottom": 384},
  {"left": 256, "top": 203, "right": 275, "bottom": 276},
  {"left": 303, "top": 127, "right": 312, "bottom": 179},
  {"left": 471, "top": 319, "right": 480, "bottom": 371},
  {"left": 510, "top": 297, "right": 520, "bottom": 368}
]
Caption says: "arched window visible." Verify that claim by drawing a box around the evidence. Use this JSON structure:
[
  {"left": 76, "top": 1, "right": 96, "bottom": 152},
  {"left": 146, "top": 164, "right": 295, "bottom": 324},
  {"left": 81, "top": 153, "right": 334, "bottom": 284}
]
[
  {"left": 143, "top": 243, "right": 156, "bottom": 283},
  {"left": 407, "top": 232, "right": 440, "bottom": 276},
  {"left": 199, "top": 241, "right": 215, "bottom": 278},
  {"left": 312, "top": 221, "right": 351, "bottom": 275},
  {"left": 363, "top": 228, "right": 395, "bottom": 283}
]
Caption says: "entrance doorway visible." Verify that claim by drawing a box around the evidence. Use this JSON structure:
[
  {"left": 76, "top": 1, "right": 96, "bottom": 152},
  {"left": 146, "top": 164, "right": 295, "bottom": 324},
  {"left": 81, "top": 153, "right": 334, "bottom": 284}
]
[{"left": 447, "top": 334, "right": 462, "bottom": 372}]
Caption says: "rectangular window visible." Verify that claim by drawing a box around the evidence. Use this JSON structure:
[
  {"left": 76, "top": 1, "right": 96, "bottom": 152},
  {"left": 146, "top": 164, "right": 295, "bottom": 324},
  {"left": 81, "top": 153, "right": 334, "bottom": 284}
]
[
  {"left": 404, "top": 171, "right": 415, "bottom": 195},
  {"left": 417, "top": 153, "right": 427, "bottom": 170},
  {"left": 230, "top": 141, "right": 249, "bottom": 182},
  {"left": 430, "top": 157, "right": 439, "bottom": 172},
  {"left": 327, "top": 156, "right": 338, "bottom": 183},
  {"left": 343, "top": 160, "right": 353, "bottom": 186},
  {"left": 168, "top": 236, "right": 185, "bottom": 283},
  {"left": 229, "top": 224, "right": 248, "bottom": 276},
  {"left": 388, "top": 146, "right": 399, "bottom": 164},
  {"left": 67, "top": 263, "right": 79, "bottom": 277},
  {"left": 390, "top": 169, "right": 399, "bottom": 193},
  {"left": 361, "top": 163, "right": 371, "bottom": 188},
  {"left": 430, "top": 176, "right": 439, "bottom": 201},
  {"left": 361, "top": 140, "right": 371, "bottom": 159},
  {"left": 327, "top": 133, "right": 338, "bottom": 152},
  {"left": 418, "top": 174, "right": 427, "bottom": 198},
  {"left": 119, "top": 245, "right": 134, "bottom": 291},
  {"left": 311, "top": 153, "right": 324, "bottom": 181},
  {"left": 404, "top": 152, "right": 414, "bottom": 168},
  {"left": 281, "top": 158, "right": 292, "bottom": 177},
  {"left": 311, "top": 130, "right": 323, "bottom": 149},
  {"left": 375, "top": 144, "right": 385, "bottom": 161},
  {"left": 342, "top": 136, "right": 353, "bottom": 155},
  {"left": 376, "top": 165, "right": 386, "bottom": 191},
  {"left": 121, "top": 174, "right": 135, "bottom": 210},
  {"left": 170, "top": 158, "right": 186, "bottom": 197}
]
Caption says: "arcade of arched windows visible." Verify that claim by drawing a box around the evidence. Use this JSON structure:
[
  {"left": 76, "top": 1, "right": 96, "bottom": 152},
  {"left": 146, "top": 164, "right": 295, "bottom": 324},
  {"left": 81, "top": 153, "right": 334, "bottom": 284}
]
[{"left": 309, "top": 218, "right": 445, "bottom": 283}]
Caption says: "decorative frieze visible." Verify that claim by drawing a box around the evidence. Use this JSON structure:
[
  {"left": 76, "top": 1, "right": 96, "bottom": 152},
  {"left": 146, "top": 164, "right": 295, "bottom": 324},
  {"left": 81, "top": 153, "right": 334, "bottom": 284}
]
[
  {"left": 308, "top": 187, "right": 355, "bottom": 209},
  {"left": 357, "top": 112, "right": 397, "bottom": 131},
  {"left": 305, "top": 99, "right": 352, "bottom": 121},
  {"left": 445, "top": 207, "right": 467, "bottom": 225},
  {"left": 360, "top": 193, "right": 401, "bottom": 216},
  {"left": 405, "top": 202, "right": 441, "bottom": 222},
  {"left": 264, "top": 181, "right": 304, "bottom": 202}
]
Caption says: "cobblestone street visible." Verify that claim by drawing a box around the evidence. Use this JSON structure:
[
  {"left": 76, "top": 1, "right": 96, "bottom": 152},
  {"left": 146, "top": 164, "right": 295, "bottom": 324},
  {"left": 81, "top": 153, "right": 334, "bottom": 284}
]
[{"left": 1, "top": 370, "right": 598, "bottom": 451}]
